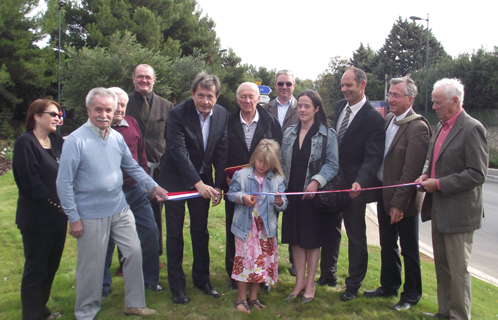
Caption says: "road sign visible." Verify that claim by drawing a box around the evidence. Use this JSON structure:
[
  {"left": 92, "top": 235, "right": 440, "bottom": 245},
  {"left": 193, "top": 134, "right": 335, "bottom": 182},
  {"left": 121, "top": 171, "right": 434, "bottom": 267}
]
[
  {"left": 259, "top": 95, "right": 270, "bottom": 104},
  {"left": 258, "top": 85, "right": 272, "bottom": 95}
]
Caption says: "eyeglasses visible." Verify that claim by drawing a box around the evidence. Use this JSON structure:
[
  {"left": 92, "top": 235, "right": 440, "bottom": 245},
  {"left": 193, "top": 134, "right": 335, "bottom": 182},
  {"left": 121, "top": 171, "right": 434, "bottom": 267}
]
[
  {"left": 133, "top": 75, "right": 154, "bottom": 81},
  {"left": 386, "top": 93, "right": 409, "bottom": 99},
  {"left": 277, "top": 81, "right": 293, "bottom": 87},
  {"left": 39, "top": 111, "right": 61, "bottom": 118}
]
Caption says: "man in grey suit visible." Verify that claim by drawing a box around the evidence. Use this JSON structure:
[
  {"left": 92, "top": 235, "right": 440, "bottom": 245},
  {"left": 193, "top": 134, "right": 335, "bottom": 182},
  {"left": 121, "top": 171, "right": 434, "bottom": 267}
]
[
  {"left": 126, "top": 64, "right": 174, "bottom": 260},
  {"left": 262, "top": 69, "right": 299, "bottom": 133},
  {"left": 363, "top": 76, "right": 431, "bottom": 311},
  {"left": 417, "top": 78, "right": 488, "bottom": 320},
  {"left": 262, "top": 69, "right": 299, "bottom": 278}
]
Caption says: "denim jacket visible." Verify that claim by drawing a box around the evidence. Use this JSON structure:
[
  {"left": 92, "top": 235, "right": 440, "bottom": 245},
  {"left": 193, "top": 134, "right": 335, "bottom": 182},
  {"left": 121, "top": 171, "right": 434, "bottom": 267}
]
[
  {"left": 228, "top": 167, "right": 288, "bottom": 240},
  {"left": 281, "top": 122, "right": 339, "bottom": 190}
]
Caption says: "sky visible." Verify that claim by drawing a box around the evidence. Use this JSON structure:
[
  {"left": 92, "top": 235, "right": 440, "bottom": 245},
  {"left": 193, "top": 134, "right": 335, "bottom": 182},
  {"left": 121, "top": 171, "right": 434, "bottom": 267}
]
[{"left": 195, "top": 0, "right": 496, "bottom": 82}]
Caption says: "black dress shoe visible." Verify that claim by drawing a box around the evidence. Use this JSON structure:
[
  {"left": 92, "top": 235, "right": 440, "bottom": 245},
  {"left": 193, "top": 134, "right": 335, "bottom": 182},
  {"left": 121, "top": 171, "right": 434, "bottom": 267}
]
[
  {"left": 172, "top": 290, "right": 189, "bottom": 304},
  {"left": 289, "top": 264, "right": 296, "bottom": 277},
  {"left": 421, "top": 312, "right": 450, "bottom": 319},
  {"left": 391, "top": 301, "right": 415, "bottom": 311},
  {"left": 316, "top": 275, "right": 337, "bottom": 287},
  {"left": 363, "top": 287, "right": 397, "bottom": 298},
  {"left": 259, "top": 282, "right": 272, "bottom": 292},
  {"left": 196, "top": 283, "right": 221, "bottom": 298},
  {"left": 145, "top": 283, "right": 163, "bottom": 292},
  {"left": 341, "top": 287, "right": 358, "bottom": 301}
]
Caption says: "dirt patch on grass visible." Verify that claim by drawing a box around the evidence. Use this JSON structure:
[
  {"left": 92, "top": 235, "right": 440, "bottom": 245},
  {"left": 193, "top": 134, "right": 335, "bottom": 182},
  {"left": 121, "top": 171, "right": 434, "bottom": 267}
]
[{"left": 0, "top": 154, "right": 12, "bottom": 176}]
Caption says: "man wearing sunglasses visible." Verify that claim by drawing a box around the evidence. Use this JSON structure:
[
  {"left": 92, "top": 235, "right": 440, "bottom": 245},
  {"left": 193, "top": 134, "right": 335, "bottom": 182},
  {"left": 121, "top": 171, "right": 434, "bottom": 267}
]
[
  {"left": 126, "top": 64, "right": 174, "bottom": 265},
  {"left": 262, "top": 69, "right": 300, "bottom": 281}
]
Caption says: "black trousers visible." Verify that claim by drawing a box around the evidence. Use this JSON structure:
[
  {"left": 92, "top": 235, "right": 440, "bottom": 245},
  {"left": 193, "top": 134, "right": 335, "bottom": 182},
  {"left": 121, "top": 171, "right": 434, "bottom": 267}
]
[
  {"left": 165, "top": 196, "right": 211, "bottom": 293},
  {"left": 21, "top": 231, "right": 66, "bottom": 320},
  {"left": 321, "top": 193, "right": 368, "bottom": 289},
  {"left": 377, "top": 196, "right": 422, "bottom": 304}
]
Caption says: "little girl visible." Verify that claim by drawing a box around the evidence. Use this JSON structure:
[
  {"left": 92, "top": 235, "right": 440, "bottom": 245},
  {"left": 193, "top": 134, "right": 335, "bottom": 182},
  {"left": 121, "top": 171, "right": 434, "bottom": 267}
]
[{"left": 228, "top": 139, "right": 288, "bottom": 313}]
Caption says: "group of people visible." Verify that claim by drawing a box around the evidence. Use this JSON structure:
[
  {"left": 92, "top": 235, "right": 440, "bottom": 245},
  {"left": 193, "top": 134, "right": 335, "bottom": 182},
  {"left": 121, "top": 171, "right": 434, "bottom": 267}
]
[{"left": 13, "top": 64, "right": 488, "bottom": 320}]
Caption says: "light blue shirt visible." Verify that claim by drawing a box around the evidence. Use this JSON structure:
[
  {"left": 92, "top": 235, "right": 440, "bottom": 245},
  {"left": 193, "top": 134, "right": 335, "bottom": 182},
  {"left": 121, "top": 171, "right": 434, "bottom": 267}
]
[{"left": 276, "top": 98, "right": 291, "bottom": 127}]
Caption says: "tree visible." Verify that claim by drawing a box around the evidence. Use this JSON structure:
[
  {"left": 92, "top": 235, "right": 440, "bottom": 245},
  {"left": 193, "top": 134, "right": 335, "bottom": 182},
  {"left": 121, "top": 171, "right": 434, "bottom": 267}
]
[
  {"left": 48, "top": 0, "right": 215, "bottom": 60},
  {"left": 61, "top": 31, "right": 206, "bottom": 133},
  {"left": 374, "top": 17, "right": 450, "bottom": 79},
  {"left": 0, "top": 0, "right": 57, "bottom": 137},
  {"left": 314, "top": 56, "right": 349, "bottom": 117}
]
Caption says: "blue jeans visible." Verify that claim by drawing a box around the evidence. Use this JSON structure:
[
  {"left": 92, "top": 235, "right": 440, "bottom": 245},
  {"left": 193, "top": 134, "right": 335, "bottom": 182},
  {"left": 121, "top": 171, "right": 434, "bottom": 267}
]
[{"left": 103, "top": 185, "right": 160, "bottom": 293}]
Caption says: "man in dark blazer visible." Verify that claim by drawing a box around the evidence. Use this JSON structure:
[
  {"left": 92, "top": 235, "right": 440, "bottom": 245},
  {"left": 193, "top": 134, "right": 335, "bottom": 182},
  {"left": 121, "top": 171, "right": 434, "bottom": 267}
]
[
  {"left": 418, "top": 78, "right": 488, "bottom": 320},
  {"left": 126, "top": 64, "right": 174, "bottom": 259},
  {"left": 262, "top": 69, "right": 299, "bottom": 133},
  {"left": 318, "top": 67, "right": 385, "bottom": 301},
  {"left": 262, "top": 69, "right": 299, "bottom": 275},
  {"left": 158, "top": 72, "right": 228, "bottom": 305},
  {"left": 363, "top": 76, "right": 430, "bottom": 311},
  {"left": 225, "top": 82, "right": 282, "bottom": 291}
]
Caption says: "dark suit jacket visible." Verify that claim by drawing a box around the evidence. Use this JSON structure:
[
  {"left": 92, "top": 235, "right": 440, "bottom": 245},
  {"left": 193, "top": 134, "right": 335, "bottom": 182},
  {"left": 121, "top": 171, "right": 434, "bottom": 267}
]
[
  {"left": 380, "top": 109, "right": 431, "bottom": 218},
  {"left": 421, "top": 110, "right": 488, "bottom": 233},
  {"left": 159, "top": 98, "right": 228, "bottom": 192},
  {"left": 334, "top": 99, "right": 385, "bottom": 188},
  {"left": 12, "top": 131, "right": 67, "bottom": 234},
  {"left": 262, "top": 96, "right": 298, "bottom": 133},
  {"left": 126, "top": 91, "right": 174, "bottom": 164},
  {"left": 227, "top": 105, "right": 283, "bottom": 169}
]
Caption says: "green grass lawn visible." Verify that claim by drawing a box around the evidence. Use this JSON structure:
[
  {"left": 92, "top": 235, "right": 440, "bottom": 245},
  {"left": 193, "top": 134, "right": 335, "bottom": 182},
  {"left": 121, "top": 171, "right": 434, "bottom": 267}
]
[{"left": 0, "top": 170, "right": 497, "bottom": 319}]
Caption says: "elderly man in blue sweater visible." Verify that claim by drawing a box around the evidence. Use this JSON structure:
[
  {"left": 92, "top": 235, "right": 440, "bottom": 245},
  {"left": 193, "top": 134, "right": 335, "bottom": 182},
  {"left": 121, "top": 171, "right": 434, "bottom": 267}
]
[{"left": 57, "top": 87, "right": 169, "bottom": 319}]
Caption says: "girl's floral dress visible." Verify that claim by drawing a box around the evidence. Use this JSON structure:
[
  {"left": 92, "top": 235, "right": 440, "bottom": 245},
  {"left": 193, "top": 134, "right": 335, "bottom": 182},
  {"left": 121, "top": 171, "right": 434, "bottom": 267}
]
[{"left": 231, "top": 176, "right": 278, "bottom": 284}]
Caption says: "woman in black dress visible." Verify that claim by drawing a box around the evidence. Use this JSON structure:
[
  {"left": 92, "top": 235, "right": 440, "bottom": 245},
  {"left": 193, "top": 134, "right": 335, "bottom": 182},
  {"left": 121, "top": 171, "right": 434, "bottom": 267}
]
[
  {"left": 281, "top": 90, "right": 339, "bottom": 303},
  {"left": 13, "top": 99, "right": 66, "bottom": 320}
]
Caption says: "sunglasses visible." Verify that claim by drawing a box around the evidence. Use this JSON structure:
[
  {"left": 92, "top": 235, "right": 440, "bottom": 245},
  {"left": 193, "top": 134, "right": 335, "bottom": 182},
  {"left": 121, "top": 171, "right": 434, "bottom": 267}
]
[
  {"left": 277, "top": 81, "right": 293, "bottom": 87},
  {"left": 39, "top": 111, "right": 61, "bottom": 118}
]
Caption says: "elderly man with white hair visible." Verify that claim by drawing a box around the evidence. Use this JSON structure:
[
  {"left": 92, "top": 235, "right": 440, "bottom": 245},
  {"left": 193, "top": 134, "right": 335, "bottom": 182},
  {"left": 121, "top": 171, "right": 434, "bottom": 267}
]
[
  {"left": 57, "top": 87, "right": 168, "bottom": 319},
  {"left": 101, "top": 87, "right": 162, "bottom": 299},
  {"left": 417, "top": 78, "right": 488, "bottom": 320}
]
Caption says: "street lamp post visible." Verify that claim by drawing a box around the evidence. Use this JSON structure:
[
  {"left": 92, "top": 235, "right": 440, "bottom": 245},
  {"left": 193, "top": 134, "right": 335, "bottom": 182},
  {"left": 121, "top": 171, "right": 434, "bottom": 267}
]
[
  {"left": 57, "top": 0, "right": 66, "bottom": 132},
  {"left": 58, "top": 1, "right": 66, "bottom": 106},
  {"left": 410, "top": 14, "right": 429, "bottom": 118},
  {"left": 212, "top": 40, "right": 227, "bottom": 75}
]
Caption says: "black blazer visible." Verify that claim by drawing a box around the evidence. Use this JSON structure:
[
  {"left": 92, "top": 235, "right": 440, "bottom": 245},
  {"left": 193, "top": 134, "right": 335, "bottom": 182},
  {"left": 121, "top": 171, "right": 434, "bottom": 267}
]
[
  {"left": 227, "top": 105, "right": 283, "bottom": 168},
  {"left": 13, "top": 131, "right": 67, "bottom": 234},
  {"left": 159, "top": 98, "right": 228, "bottom": 192},
  {"left": 334, "top": 99, "right": 385, "bottom": 188}
]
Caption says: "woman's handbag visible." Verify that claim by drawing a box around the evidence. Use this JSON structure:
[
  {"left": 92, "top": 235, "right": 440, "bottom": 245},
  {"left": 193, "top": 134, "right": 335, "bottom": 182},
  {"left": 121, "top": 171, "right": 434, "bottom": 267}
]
[{"left": 309, "top": 134, "right": 349, "bottom": 213}]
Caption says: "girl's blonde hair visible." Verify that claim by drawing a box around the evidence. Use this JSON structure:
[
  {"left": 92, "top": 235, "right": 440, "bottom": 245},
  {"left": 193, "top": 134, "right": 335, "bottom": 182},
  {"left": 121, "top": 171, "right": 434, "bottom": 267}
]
[{"left": 247, "top": 139, "right": 284, "bottom": 177}]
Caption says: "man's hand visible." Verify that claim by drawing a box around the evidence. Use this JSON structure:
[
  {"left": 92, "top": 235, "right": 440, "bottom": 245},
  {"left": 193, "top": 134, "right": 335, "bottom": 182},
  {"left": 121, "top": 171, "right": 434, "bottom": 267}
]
[
  {"left": 69, "top": 219, "right": 83, "bottom": 238},
  {"left": 390, "top": 206, "right": 404, "bottom": 225},
  {"left": 349, "top": 182, "right": 362, "bottom": 199},
  {"left": 152, "top": 185, "right": 169, "bottom": 201},
  {"left": 303, "top": 180, "right": 319, "bottom": 200},
  {"left": 212, "top": 188, "right": 222, "bottom": 206},
  {"left": 243, "top": 195, "right": 256, "bottom": 208},
  {"left": 420, "top": 178, "right": 438, "bottom": 193},
  {"left": 195, "top": 181, "right": 220, "bottom": 203}
]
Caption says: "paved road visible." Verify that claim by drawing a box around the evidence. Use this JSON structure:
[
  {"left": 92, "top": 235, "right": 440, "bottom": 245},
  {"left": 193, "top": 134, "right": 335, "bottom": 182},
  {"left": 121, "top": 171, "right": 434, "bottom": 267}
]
[{"left": 366, "top": 168, "right": 498, "bottom": 286}]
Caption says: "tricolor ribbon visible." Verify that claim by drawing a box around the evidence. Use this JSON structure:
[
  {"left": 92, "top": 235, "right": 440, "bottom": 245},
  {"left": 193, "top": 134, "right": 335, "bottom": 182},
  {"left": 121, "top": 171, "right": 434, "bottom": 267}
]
[{"left": 164, "top": 182, "right": 421, "bottom": 201}]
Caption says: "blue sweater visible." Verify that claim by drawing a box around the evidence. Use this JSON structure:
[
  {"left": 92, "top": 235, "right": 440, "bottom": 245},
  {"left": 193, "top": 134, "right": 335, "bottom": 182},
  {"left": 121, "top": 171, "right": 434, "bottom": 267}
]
[{"left": 57, "top": 123, "right": 158, "bottom": 222}]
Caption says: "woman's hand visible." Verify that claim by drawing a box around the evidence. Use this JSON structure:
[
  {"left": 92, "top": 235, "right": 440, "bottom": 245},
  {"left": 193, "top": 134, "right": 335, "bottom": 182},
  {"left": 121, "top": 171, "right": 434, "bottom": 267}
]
[{"left": 303, "top": 180, "right": 319, "bottom": 200}]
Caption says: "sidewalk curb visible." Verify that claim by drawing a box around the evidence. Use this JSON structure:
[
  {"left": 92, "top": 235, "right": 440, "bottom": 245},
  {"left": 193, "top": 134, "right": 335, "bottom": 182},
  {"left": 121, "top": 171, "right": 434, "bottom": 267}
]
[{"left": 365, "top": 203, "right": 498, "bottom": 287}]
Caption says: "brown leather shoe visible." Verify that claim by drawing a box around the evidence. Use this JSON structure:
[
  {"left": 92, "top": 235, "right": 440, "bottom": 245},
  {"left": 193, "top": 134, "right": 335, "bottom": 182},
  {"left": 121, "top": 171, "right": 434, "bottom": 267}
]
[{"left": 124, "top": 307, "right": 156, "bottom": 316}]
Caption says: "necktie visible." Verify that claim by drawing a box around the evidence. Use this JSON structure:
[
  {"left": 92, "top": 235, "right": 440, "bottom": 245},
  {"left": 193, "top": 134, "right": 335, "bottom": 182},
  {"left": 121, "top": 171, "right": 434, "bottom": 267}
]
[
  {"left": 141, "top": 96, "right": 150, "bottom": 122},
  {"left": 337, "top": 106, "right": 351, "bottom": 145}
]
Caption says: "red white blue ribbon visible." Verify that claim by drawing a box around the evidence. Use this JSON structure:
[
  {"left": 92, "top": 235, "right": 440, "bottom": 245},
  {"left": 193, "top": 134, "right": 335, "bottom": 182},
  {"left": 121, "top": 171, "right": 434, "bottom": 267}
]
[{"left": 164, "top": 182, "right": 421, "bottom": 201}]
